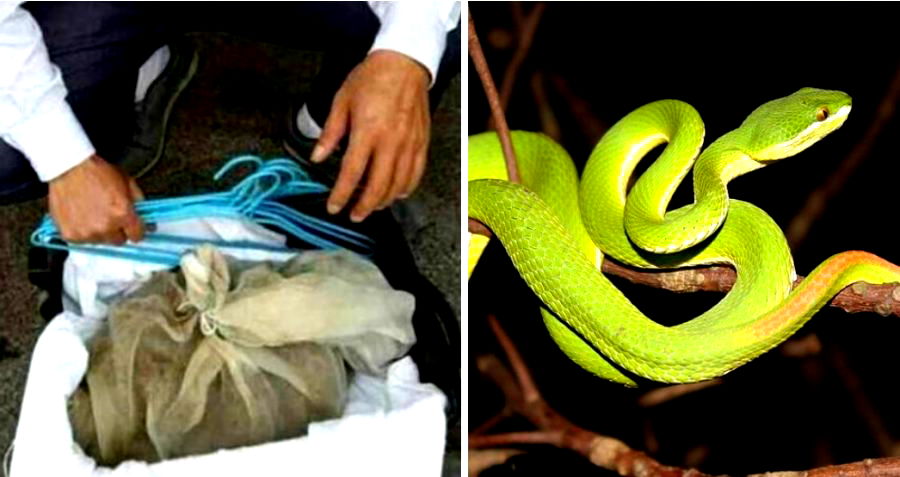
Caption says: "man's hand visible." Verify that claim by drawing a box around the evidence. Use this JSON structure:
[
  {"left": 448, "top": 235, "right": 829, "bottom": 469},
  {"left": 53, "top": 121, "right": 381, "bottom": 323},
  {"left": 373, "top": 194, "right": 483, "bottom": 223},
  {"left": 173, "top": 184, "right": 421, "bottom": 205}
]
[
  {"left": 312, "top": 49, "right": 431, "bottom": 223},
  {"left": 48, "top": 154, "right": 144, "bottom": 244}
]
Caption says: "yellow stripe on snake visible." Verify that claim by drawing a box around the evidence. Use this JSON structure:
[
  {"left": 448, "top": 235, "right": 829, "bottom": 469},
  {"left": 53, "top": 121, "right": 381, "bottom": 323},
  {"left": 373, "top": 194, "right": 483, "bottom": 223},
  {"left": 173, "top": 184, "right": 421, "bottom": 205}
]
[{"left": 468, "top": 87, "right": 900, "bottom": 386}]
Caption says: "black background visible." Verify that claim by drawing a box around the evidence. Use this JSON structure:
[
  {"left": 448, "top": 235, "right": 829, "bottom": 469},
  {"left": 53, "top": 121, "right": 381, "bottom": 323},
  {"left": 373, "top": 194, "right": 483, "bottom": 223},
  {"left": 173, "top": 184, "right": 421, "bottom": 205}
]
[{"left": 469, "top": 2, "right": 900, "bottom": 475}]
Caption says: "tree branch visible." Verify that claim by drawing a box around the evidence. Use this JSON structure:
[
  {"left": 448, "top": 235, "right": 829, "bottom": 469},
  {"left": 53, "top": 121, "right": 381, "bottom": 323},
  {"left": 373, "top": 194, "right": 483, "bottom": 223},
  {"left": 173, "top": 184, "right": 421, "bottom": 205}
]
[
  {"left": 471, "top": 314, "right": 900, "bottom": 477},
  {"left": 470, "top": 315, "right": 712, "bottom": 477},
  {"left": 600, "top": 259, "right": 900, "bottom": 318},
  {"left": 747, "top": 458, "right": 900, "bottom": 477},
  {"left": 468, "top": 218, "right": 493, "bottom": 237}
]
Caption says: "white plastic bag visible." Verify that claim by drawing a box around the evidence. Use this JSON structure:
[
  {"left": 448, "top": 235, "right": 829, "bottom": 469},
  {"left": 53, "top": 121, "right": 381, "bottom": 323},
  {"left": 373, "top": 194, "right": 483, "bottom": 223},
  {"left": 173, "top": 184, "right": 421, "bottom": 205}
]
[{"left": 10, "top": 217, "right": 447, "bottom": 477}]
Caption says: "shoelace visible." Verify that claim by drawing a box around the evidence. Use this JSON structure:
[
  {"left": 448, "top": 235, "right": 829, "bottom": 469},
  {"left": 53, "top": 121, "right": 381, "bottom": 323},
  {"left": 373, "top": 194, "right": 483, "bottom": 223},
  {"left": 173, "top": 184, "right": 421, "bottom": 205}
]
[{"left": 30, "top": 156, "right": 373, "bottom": 266}]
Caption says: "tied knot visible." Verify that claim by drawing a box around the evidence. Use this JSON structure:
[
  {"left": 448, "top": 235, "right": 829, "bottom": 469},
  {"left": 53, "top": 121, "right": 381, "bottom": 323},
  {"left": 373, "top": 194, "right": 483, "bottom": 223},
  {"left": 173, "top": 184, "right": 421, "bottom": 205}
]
[
  {"left": 179, "top": 246, "right": 231, "bottom": 337},
  {"left": 199, "top": 310, "right": 220, "bottom": 337}
]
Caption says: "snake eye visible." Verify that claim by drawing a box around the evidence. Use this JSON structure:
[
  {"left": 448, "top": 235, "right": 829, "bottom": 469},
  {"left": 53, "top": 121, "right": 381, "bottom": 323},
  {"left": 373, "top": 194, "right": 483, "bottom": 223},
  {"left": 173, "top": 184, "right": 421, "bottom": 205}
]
[{"left": 816, "top": 107, "right": 830, "bottom": 121}]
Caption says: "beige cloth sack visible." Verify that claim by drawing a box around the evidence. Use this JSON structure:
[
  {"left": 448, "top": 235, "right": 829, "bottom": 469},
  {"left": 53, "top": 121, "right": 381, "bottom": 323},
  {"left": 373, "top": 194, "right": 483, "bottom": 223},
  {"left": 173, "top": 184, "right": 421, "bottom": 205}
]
[{"left": 70, "top": 246, "right": 416, "bottom": 465}]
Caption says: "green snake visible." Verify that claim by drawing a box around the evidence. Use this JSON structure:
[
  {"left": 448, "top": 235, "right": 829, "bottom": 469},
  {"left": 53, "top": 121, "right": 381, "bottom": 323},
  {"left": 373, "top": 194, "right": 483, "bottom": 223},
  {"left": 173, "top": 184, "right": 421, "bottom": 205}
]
[{"left": 468, "top": 87, "right": 900, "bottom": 386}]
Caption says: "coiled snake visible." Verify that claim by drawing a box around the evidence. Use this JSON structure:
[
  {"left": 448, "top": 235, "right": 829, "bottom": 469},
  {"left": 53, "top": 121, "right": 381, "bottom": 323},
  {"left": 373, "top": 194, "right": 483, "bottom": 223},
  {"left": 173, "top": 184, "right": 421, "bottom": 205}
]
[{"left": 468, "top": 87, "right": 900, "bottom": 386}]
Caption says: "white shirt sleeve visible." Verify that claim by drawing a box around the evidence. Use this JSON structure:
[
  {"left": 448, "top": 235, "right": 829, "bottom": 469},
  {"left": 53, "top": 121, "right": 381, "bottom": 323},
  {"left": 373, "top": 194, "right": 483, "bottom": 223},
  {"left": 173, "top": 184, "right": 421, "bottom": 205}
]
[
  {"left": 0, "top": 1, "right": 94, "bottom": 182},
  {"left": 367, "top": 1, "right": 460, "bottom": 87}
]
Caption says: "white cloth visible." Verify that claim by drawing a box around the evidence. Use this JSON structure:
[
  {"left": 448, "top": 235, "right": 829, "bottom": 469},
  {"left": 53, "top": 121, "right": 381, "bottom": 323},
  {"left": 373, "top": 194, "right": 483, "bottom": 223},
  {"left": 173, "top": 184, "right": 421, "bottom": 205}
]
[
  {"left": 10, "top": 217, "right": 448, "bottom": 477},
  {"left": 0, "top": 1, "right": 460, "bottom": 183},
  {"left": 367, "top": 1, "right": 460, "bottom": 85}
]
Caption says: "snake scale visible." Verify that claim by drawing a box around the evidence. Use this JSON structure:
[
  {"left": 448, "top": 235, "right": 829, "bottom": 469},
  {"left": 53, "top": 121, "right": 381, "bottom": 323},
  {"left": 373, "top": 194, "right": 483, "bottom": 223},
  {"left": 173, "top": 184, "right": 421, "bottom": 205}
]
[{"left": 468, "top": 87, "right": 900, "bottom": 386}]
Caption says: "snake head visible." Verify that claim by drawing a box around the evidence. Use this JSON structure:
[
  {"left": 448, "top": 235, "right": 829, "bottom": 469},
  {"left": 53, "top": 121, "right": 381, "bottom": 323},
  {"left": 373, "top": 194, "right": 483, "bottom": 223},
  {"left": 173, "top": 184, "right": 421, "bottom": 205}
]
[{"left": 743, "top": 87, "right": 852, "bottom": 162}]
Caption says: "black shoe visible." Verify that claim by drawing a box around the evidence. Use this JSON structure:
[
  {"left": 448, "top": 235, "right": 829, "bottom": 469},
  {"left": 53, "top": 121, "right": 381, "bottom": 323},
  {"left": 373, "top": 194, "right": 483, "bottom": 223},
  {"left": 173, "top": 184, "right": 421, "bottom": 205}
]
[
  {"left": 120, "top": 37, "right": 199, "bottom": 179},
  {"left": 27, "top": 245, "right": 68, "bottom": 322},
  {"left": 282, "top": 101, "right": 344, "bottom": 186}
]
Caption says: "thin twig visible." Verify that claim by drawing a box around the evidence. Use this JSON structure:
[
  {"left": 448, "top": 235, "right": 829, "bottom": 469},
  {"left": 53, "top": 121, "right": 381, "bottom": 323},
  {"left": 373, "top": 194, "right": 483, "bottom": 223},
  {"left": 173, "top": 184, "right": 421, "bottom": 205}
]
[
  {"left": 469, "top": 406, "right": 515, "bottom": 437},
  {"left": 470, "top": 430, "right": 566, "bottom": 448},
  {"left": 469, "top": 12, "right": 520, "bottom": 183},
  {"left": 497, "top": 2, "right": 546, "bottom": 112},
  {"left": 637, "top": 380, "right": 723, "bottom": 408},
  {"left": 786, "top": 65, "right": 900, "bottom": 249},
  {"left": 643, "top": 418, "right": 660, "bottom": 454},
  {"left": 530, "top": 71, "right": 562, "bottom": 140},
  {"left": 780, "top": 334, "right": 823, "bottom": 358},
  {"left": 829, "top": 347, "right": 899, "bottom": 457},
  {"left": 549, "top": 73, "right": 608, "bottom": 142},
  {"left": 469, "top": 449, "right": 525, "bottom": 477},
  {"left": 487, "top": 314, "right": 541, "bottom": 405}
]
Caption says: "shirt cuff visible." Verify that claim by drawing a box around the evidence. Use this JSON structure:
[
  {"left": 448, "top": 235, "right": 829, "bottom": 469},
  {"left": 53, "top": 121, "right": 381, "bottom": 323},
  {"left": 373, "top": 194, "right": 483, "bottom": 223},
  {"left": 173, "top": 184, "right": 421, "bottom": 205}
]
[
  {"left": 4, "top": 99, "right": 95, "bottom": 182},
  {"left": 369, "top": 4, "right": 451, "bottom": 87}
]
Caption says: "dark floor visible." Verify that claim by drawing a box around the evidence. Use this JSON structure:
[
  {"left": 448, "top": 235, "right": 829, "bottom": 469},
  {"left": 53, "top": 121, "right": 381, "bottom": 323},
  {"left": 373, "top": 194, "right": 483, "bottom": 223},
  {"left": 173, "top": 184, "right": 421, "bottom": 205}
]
[{"left": 0, "top": 32, "right": 460, "bottom": 464}]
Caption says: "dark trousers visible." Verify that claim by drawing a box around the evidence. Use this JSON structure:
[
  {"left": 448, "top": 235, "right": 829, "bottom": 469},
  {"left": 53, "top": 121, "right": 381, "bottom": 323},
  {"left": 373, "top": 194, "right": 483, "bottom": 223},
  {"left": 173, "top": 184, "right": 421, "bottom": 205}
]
[{"left": 0, "top": 1, "right": 460, "bottom": 204}]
